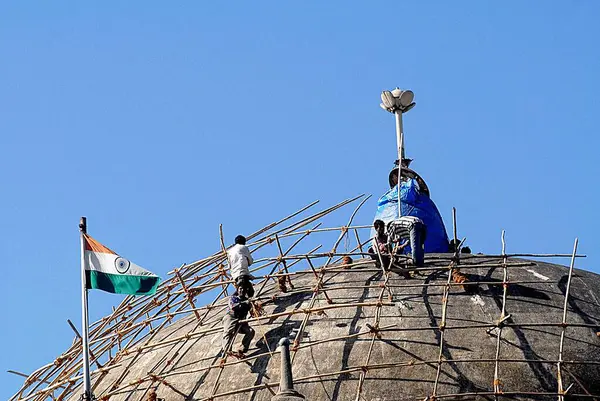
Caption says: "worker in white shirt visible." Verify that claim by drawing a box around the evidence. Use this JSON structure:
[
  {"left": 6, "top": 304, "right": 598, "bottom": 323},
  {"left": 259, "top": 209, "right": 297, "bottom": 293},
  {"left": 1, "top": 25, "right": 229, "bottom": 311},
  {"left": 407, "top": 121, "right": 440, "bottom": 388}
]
[{"left": 228, "top": 235, "right": 255, "bottom": 298}]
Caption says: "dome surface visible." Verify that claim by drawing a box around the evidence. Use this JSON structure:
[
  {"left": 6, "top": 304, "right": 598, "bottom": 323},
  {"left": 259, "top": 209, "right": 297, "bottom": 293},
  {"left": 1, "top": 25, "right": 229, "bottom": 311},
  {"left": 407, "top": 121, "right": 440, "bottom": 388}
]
[{"left": 76, "top": 256, "right": 600, "bottom": 400}]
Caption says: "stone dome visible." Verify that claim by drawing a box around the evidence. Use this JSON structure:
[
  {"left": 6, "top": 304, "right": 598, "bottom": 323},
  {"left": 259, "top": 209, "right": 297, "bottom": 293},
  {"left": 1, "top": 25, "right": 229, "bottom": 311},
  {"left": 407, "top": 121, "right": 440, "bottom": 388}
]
[
  {"left": 71, "top": 255, "right": 600, "bottom": 400},
  {"left": 9, "top": 195, "right": 600, "bottom": 401}
]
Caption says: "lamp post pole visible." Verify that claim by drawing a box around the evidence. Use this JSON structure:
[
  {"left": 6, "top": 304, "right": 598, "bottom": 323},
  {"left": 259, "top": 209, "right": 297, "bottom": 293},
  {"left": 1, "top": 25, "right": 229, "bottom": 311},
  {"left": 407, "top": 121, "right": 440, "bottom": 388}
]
[
  {"left": 395, "top": 111, "right": 404, "bottom": 217},
  {"left": 380, "top": 88, "right": 415, "bottom": 219}
]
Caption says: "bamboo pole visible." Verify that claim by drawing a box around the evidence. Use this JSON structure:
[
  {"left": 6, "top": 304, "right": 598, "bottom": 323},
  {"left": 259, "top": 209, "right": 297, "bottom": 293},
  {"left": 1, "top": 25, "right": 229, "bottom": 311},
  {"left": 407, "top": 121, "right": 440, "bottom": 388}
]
[
  {"left": 218, "top": 224, "right": 231, "bottom": 296},
  {"left": 303, "top": 279, "right": 552, "bottom": 292},
  {"left": 175, "top": 268, "right": 201, "bottom": 320},
  {"left": 7, "top": 372, "right": 64, "bottom": 388},
  {"left": 274, "top": 234, "right": 294, "bottom": 290},
  {"left": 431, "top": 259, "right": 456, "bottom": 397},
  {"left": 493, "top": 230, "right": 509, "bottom": 397},
  {"left": 557, "top": 238, "right": 579, "bottom": 401},
  {"left": 562, "top": 366, "right": 599, "bottom": 400},
  {"left": 439, "top": 253, "right": 586, "bottom": 259},
  {"left": 305, "top": 256, "right": 332, "bottom": 304},
  {"left": 354, "top": 228, "right": 364, "bottom": 254}
]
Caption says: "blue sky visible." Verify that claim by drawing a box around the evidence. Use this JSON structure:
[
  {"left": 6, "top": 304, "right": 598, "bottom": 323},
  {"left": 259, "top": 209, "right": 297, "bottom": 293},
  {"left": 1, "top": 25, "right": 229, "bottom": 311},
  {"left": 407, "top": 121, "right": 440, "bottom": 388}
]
[{"left": 1, "top": 2, "right": 599, "bottom": 399}]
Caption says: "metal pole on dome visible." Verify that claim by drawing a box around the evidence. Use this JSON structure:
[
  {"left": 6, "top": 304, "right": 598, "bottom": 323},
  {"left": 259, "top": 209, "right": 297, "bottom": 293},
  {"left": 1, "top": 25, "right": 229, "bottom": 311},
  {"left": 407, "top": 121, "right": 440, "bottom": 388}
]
[
  {"left": 395, "top": 117, "right": 404, "bottom": 217},
  {"left": 79, "top": 217, "right": 93, "bottom": 401},
  {"left": 380, "top": 88, "right": 415, "bottom": 218}
]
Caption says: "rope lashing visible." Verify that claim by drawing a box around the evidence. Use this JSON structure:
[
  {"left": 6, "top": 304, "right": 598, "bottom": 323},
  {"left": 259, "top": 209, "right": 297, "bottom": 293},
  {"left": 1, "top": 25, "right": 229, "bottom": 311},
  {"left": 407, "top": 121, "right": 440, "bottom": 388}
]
[
  {"left": 451, "top": 268, "right": 469, "bottom": 291},
  {"left": 165, "top": 352, "right": 179, "bottom": 366},
  {"left": 366, "top": 323, "right": 382, "bottom": 339},
  {"left": 493, "top": 378, "right": 503, "bottom": 393},
  {"left": 250, "top": 300, "right": 265, "bottom": 318}
]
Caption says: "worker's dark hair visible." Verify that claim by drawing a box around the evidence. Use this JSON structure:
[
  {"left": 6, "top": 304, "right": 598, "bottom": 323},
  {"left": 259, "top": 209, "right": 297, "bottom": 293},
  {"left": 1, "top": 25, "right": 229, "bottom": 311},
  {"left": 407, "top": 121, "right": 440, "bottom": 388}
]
[
  {"left": 374, "top": 219, "right": 385, "bottom": 230},
  {"left": 235, "top": 235, "right": 246, "bottom": 245}
]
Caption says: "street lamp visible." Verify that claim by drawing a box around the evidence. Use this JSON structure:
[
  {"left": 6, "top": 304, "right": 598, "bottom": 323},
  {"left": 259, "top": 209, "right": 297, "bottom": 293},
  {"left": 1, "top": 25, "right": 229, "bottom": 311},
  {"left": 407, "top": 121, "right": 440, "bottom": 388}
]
[{"left": 380, "top": 88, "right": 416, "bottom": 216}]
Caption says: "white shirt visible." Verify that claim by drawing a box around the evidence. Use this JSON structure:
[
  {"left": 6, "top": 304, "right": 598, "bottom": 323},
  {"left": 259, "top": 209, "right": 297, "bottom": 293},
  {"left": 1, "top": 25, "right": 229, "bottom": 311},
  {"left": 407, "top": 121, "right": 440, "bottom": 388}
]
[{"left": 227, "top": 244, "right": 254, "bottom": 280}]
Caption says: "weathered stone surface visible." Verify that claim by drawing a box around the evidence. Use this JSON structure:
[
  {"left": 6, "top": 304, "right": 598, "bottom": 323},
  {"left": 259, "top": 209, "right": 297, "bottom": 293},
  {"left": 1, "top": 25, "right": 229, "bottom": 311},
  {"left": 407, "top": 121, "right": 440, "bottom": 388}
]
[{"left": 75, "top": 256, "right": 600, "bottom": 400}]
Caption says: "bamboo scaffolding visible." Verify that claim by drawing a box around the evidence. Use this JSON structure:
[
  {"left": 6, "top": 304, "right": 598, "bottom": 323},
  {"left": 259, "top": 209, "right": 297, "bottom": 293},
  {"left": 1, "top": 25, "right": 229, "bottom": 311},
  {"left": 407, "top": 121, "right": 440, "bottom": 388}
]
[
  {"left": 353, "top": 253, "right": 389, "bottom": 401},
  {"left": 249, "top": 224, "right": 371, "bottom": 247},
  {"left": 18, "top": 293, "right": 600, "bottom": 401},
  {"left": 254, "top": 223, "right": 323, "bottom": 297},
  {"left": 198, "top": 357, "right": 600, "bottom": 401},
  {"left": 167, "top": 199, "right": 323, "bottom": 279},
  {"left": 10, "top": 197, "right": 598, "bottom": 401},
  {"left": 290, "top": 195, "right": 370, "bottom": 364},
  {"left": 98, "top": 287, "right": 204, "bottom": 397}
]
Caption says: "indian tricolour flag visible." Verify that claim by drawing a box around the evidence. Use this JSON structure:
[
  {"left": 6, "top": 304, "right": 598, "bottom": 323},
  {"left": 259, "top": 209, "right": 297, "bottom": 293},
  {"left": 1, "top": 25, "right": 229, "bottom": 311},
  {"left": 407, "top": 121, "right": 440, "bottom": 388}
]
[{"left": 84, "top": 234, "right": 160, "bottom": 295}]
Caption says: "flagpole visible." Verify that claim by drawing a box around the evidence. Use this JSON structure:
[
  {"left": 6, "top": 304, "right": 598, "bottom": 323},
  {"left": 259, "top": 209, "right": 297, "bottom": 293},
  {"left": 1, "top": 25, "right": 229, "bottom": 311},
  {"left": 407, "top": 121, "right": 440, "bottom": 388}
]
[{"left": 79, "top": 217, "right": 92, "bottom": 400}]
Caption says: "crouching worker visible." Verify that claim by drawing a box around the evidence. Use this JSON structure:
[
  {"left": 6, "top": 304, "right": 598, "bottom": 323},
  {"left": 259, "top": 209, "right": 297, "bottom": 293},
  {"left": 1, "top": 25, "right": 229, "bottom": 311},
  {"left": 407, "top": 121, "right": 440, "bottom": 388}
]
[
  {"left": 222, "top": 291, "right": 255, "bottom": 357},
  {"left": 387, "top": 216, "right": 427, "bottom": 267},
  {"left": 228, "top": 235, "right": 255, "bottom": 298},
  {"left": 368, "top": 219, "right": 391, "bottom": 268}
]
